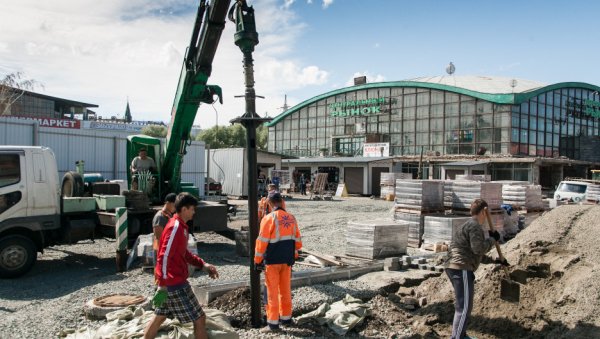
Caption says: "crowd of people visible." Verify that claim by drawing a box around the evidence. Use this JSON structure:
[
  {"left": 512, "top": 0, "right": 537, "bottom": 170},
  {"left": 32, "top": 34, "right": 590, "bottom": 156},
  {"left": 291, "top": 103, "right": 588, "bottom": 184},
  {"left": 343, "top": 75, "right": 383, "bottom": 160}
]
[
  {"left": 141, "top": 167, "right": 500, "bottom": 338},
  {"left": 143, "top": 183, "right": 303, "bottom": 337}
]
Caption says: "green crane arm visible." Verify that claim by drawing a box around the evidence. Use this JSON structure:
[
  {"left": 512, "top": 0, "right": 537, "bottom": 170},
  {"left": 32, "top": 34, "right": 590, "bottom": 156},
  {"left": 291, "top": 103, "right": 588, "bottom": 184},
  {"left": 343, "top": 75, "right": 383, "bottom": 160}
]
[{"left": 162, "top": 0, "right": 231, "bottom": 195}]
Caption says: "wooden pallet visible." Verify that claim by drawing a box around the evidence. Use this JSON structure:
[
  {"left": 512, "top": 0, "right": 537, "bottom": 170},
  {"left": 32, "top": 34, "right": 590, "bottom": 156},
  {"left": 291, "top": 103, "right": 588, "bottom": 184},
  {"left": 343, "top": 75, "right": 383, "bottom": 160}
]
[{"left": 394, "top": 208, "right": 445, "bottom": 215}]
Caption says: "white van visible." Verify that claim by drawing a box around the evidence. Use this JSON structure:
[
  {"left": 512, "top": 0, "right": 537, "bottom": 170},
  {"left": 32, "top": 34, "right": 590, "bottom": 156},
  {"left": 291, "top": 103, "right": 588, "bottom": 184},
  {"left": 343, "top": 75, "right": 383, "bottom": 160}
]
[{"left": 554, "top": 181, "right": 588, "bottom": 202}]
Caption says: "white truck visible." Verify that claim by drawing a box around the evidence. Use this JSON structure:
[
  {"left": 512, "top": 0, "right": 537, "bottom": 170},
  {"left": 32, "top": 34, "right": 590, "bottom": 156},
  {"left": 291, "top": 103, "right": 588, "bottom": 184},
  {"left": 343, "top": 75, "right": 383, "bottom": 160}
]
[
  {"left": 0, "top": 146, "right": 230, "bottom": 278},
  {"left": 0, "top": 146, "right": 154, "bottom": 278}
]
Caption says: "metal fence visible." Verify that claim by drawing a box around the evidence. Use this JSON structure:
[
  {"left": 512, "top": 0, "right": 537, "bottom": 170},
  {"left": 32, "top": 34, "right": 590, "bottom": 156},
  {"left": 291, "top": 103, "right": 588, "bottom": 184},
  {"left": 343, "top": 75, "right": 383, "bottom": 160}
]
[{"left": 0, "top": 118, "right": 206, "bottom": 195}]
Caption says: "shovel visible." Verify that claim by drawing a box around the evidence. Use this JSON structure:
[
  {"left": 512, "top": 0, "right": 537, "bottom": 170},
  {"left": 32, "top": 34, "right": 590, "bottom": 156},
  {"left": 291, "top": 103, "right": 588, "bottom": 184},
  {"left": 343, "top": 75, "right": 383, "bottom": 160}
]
[{"left": 485, "top": 208, "right": 521, "bottom": 303}]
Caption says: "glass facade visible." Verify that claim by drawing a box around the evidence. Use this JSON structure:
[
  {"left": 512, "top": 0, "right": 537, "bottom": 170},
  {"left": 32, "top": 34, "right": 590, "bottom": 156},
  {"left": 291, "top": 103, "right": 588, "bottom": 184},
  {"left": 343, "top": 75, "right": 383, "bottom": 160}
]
[
  {"left": 1, "top": 89, "right": 94, "bottom": 119},
  {"left": 268, "top": 85, "right": 600, "bottom": 162},
  {"left": 4, "top": 94, "right": 55, "bottom": 117}
]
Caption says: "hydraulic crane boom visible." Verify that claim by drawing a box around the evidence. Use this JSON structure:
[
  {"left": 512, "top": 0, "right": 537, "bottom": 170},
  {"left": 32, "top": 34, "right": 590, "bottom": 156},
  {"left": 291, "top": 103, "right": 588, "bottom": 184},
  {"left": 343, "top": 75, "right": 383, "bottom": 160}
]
[{"left": 162, "top": 0, "right": 231, "bottom": 195}]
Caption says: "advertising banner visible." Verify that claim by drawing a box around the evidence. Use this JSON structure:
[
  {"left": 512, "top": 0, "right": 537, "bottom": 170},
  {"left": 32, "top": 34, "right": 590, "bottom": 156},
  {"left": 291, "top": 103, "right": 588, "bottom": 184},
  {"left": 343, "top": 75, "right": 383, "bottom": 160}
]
[{"left": 363, "top": 142, "right": 390, "bottom": 157}]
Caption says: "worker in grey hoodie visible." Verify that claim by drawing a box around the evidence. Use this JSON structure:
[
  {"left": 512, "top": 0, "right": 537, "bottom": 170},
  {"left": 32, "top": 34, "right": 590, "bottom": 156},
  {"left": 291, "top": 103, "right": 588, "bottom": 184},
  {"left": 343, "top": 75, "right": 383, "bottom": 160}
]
[{"left": 445, "top": 199, "right": 507, "bottom": 339}]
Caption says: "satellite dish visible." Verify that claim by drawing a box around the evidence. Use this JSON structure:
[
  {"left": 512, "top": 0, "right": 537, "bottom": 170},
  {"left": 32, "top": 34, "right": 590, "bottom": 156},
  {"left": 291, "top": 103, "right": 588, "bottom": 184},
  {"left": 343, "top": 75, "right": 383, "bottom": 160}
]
[{"left": 446, "top": 62, "right": 455, "bottom": 75}]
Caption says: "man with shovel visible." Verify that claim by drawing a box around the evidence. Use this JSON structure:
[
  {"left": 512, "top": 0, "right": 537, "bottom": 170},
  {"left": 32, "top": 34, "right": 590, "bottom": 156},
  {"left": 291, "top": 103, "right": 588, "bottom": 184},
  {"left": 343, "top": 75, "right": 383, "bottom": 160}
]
[{"left": 445, "top": 199, "right": 508, "bottom": 339}]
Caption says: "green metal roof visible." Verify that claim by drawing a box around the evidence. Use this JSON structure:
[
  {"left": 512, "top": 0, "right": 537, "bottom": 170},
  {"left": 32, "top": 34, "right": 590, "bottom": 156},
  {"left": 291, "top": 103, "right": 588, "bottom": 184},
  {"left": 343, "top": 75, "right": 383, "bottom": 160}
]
[{"left": 266, "top": 80, "right": 600, "bottom": 127}]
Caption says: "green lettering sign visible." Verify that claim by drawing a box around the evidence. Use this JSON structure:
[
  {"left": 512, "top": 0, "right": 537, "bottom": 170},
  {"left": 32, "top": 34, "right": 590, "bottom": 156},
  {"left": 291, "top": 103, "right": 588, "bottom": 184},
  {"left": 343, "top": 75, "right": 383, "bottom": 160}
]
[{"left": 329, "top": 97, "right": 389, "bottom": 118}]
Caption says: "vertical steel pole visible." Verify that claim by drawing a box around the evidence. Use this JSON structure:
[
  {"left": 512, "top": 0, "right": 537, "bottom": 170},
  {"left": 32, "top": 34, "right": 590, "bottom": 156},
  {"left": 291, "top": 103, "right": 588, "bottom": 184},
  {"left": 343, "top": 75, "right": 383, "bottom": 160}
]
[{"left": 229, "top": 1, "right": 271, "bottom": 327}]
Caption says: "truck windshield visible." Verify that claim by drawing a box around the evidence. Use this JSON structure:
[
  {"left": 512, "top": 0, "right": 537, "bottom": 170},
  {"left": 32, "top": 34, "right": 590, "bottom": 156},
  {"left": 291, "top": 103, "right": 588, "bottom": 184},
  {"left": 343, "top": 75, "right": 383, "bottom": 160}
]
[{"left": 558, "top": 183, "right": 587, "bottom": 193}]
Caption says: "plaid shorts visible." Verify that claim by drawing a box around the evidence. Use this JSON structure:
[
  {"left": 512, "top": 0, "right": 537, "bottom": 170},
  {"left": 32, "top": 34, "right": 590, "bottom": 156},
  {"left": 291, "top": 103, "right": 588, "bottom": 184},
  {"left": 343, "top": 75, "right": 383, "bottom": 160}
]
[{"left": 154, "top": 283, "right": 205, "bottom": 323}]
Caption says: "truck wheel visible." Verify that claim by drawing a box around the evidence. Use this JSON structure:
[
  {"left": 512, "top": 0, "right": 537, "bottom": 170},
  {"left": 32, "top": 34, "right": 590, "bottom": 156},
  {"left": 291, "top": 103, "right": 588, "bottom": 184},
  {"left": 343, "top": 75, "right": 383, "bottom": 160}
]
[
  {"left": 0, "top": 235, "right": 37, "bottom": 278},
  {"left": 62, "top": 171, "right": 84, "bottom": 197}
]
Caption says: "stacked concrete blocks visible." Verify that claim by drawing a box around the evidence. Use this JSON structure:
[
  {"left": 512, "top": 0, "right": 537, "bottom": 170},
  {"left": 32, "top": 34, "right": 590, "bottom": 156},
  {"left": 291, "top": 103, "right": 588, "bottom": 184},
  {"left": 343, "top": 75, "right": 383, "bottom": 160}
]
[
  {"left": 393, "top": 179, "right": 445, "bottom": 248},
  {"left": 346, "top": 218, "right": 409, "bottom": 259}
]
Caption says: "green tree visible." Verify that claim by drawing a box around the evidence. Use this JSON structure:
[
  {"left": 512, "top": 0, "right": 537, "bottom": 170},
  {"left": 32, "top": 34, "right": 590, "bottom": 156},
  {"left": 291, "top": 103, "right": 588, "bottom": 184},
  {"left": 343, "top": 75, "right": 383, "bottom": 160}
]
[
  {"left": 141, "top": 125, "right": 167, "bottom": 138},
  {"left": 256, "top": 124, "right": 268, "bottom": 150},
  {"left": 0, "top": 72, "right": 42, "bottom": 116},
  {"left": 196, "top": 124, "right": 269, "bottom": 149}
]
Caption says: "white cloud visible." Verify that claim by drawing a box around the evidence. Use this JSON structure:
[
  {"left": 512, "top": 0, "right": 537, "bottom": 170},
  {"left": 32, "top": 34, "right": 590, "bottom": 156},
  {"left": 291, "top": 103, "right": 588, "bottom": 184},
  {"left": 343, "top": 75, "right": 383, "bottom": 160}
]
[
  {"left": 307, "top": 0, "right": 313, "bottom": 4},
  {"left": 344, "top": 72, "right": 386, "bottom": 86},
  {"left": 0, "top": 0, "right": 330, "bottom": 127},
  {"left": 283, "top": 0, "right": 295, "bottom": 8},
  {"left": 322, "top": 0, "right": 334, "bottom": 9},
  {"left": 374, "top": 42, "right": 380, "bottom": 48}
]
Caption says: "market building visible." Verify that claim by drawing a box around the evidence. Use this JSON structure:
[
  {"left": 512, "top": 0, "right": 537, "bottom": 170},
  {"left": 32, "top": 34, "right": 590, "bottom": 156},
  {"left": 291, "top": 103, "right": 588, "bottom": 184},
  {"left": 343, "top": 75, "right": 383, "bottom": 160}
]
[
  {"left": 267, "top": 76, "right": 600, "bottom": 195},
  {"left": 0, "top": 86, "right": 98, "bottom": 120}
]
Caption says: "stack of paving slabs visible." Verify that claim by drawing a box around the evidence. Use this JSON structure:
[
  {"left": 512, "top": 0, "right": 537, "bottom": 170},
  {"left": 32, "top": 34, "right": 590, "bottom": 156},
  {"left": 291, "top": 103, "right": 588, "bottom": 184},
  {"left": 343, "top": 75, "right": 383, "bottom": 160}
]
[
  {"left": 393, "top": 180, "right": 445, "bottom": 248},
  {"left": 444, "top": 181, "right": 502, "bottom": 211},
  {"left": 482, "top": 210, "right": 506, "bottom": 238},
  {"left": 394, "top": 180, "right": 444, "bottom": 211},
  {"left": 346, "top": 219, "right": 408, "bottom": 259},
  {"left": 392, "top": 212, "right": 426, "bottom": 248},
  {"left": 422, "top": 215, "right": 471, "bottom": 246},
  {"left": 501, "top": 182, "right": 544, "bottom": 210},
  {"left": 380, "top": 172, "right": 412, "bottom": 199},
  {"left": 586, "top": 183, "right": 600, "bottom": 203}
]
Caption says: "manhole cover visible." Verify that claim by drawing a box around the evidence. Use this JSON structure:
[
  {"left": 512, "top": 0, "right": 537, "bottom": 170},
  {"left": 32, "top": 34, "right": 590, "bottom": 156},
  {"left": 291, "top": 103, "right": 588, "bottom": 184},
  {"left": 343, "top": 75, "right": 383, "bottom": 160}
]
[{"left": 93, "top": 294, "right": 146, "bottom": 307}]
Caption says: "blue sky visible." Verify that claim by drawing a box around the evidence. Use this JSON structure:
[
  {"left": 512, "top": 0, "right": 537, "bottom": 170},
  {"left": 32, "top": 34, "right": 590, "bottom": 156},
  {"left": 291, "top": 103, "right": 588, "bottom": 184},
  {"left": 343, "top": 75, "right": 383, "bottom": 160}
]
[{"left": 1, "top": 0, "right": 599, "bottom": 127}]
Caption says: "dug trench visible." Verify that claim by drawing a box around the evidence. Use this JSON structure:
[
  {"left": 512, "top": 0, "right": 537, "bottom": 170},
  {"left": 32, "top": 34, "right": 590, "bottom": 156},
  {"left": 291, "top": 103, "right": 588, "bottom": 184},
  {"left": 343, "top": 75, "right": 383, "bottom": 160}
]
[{"left": 208, "top": 205, "right": 600, "bottom": 338}]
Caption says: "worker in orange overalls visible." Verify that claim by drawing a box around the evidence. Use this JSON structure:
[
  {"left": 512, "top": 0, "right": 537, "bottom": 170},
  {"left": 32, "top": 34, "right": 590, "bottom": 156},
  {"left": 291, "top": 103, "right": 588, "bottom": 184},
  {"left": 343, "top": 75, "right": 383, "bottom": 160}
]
[
  {"left": 254, "top": 191, "right": 302, "bottom": 333},
  {"left": 258, "top": 184, "right": 286, "bottom": 221}
]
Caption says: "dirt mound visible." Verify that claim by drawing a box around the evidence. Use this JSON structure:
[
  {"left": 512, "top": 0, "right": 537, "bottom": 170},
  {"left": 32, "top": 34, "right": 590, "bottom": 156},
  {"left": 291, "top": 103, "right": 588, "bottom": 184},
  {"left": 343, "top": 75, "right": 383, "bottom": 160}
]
[
  {"left": 208, "top": 287, "right": 252, "bottom": 328},
  {"left": 411, "top": 205, "right": 600, "bottom": 338}
]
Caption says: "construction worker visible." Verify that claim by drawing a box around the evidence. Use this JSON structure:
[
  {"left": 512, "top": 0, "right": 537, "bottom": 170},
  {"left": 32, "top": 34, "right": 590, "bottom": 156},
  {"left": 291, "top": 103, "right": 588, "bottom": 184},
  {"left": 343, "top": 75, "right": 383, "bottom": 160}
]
[
  {"left": 444, "top": 199, "right": 507, "bottom": 339},
  {"left": 258, "top": 184, "right": 286, "bottom": 221},
  {"left": 151, "top": 193, "right": 177, "bottom": 264},
  {"left": 254, "top": 192, "right": 302, "bottom": 333},
  {"left": 144, "top": 193, "right": 219, "bottom": 339},
  {"left": 131, "top": 148, "right": 157, "bottom": 190}
]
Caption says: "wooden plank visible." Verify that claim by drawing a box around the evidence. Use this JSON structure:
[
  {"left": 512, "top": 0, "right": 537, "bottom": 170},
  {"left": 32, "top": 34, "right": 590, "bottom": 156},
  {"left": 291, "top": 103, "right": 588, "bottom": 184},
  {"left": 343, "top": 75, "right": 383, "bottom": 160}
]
[
  {"left": 333, "top": 254, "right": 374, "bottom": 262},
  {"left": 302, "top": 249, "right": 346, "bottom": 266},
  {"left": 295, "top": 261, "right": 322, "bottom": 268}
]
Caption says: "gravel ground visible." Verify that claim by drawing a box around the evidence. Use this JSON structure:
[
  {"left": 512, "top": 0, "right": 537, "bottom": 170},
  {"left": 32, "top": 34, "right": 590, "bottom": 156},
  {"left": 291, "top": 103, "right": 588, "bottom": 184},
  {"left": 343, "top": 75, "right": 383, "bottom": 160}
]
[{"left": 0, "top": 196, "right": 394, "bottom": 338}]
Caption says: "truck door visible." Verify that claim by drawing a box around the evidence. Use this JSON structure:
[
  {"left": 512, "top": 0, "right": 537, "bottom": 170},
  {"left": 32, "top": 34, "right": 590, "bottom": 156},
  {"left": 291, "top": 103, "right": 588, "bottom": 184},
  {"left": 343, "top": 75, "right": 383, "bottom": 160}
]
[
  {"left": 0, "top": 151, "right": 28, "bottom": 223},
  {"left": 29, "top": 151, "right": 56, "bottom": 216}
]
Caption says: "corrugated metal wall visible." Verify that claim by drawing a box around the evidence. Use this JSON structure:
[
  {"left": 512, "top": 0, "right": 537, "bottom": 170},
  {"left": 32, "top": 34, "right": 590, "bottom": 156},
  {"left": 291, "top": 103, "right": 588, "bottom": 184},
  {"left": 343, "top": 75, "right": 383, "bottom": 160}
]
[
  {"left": 0, "top": 120, "right": 205, "bottom": 195},
  {"left": 0, "top": 118, "right": 36, "bottom": 145},
  {"left": 208, "top": 148, "right": 246, "bottom": 196}
]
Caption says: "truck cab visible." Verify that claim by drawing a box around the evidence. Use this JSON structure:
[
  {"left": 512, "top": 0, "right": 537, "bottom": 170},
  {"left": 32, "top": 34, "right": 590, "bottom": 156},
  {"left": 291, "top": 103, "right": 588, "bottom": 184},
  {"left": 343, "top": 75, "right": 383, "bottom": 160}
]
[{"left": 0, "top": 146, "right": 61, "bottom": 277}]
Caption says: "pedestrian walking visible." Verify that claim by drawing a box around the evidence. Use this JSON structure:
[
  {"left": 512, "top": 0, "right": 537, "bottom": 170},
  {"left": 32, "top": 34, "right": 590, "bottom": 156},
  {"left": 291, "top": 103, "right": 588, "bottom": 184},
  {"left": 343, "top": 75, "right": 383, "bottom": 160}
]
[{"left": 144, "top": 193, "right": 219, "bottom": 339}]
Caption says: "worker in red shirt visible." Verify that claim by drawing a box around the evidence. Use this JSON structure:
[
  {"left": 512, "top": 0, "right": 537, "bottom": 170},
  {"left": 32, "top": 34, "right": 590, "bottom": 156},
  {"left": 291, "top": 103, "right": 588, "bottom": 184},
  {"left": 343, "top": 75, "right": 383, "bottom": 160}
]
[
  {"left": 254, "top": 192, "right": 302, "bottom": 333},
  {"left": 258, "top": 184, "right": 286, "bottom": 221},
  {"left": 144, "top": 193, "right": 219, "bottom": 339}
]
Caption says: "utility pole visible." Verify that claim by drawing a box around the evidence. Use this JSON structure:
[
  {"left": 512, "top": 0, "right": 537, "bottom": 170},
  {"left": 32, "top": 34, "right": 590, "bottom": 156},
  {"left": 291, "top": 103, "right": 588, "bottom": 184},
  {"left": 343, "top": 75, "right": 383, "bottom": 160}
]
[{"left": 229, "top": 0, "right": 271, "bottom": 328}]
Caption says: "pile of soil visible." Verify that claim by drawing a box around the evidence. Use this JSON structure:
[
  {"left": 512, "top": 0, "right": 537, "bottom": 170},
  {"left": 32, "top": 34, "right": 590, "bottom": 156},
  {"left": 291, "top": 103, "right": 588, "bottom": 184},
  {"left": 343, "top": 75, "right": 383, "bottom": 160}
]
[
  {"left": 208, "top": 287, "right": 252, "bottom": 328},
  {"left": 410, "top": 205, "right": 600, "bottom": 338},
  {"left": 208, "top": 206, "right": 600, "bottom": 338}
]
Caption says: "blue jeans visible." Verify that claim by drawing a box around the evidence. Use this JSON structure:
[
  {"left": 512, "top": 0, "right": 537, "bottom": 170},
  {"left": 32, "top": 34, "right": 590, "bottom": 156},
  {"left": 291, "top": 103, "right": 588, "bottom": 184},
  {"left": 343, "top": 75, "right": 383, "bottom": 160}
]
[{"left": 446, "top": 268, "right": 475, "bottom": 339}]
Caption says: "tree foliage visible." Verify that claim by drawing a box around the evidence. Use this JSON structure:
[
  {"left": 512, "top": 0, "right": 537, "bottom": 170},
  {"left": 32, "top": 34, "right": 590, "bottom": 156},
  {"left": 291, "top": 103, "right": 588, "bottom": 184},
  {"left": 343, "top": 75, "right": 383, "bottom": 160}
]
[
  {"left": 141, "top": 125, "right": 168, "bottom": 138},
  {"left": 0, "top": 72, "right": 42, "bottom": 116},
  {"left": 196, "top": 124, "right": 268, "bottom": 150}
]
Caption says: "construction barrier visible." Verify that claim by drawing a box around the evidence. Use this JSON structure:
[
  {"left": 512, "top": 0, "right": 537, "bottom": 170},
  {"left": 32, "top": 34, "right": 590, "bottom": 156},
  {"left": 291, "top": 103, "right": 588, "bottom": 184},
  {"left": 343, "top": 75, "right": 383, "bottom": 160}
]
[{"left": 115, "top": 207, "right": 128, "bottom": 272}]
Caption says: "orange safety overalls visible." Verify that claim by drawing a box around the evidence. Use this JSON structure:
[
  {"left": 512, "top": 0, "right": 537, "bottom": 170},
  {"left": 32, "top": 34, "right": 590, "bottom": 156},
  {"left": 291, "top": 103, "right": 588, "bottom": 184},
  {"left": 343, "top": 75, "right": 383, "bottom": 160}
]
[{"left": 254, "top": 208, "right": 302, "bottom": 327}]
